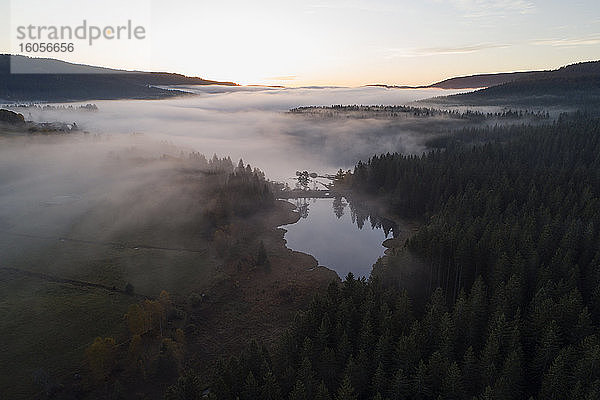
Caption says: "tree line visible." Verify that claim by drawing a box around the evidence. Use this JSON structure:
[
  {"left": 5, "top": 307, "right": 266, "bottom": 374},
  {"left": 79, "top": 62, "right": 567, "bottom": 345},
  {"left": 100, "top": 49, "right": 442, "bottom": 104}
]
[{"left": 190, "top": 112, "right": 600, "bottom": 399}]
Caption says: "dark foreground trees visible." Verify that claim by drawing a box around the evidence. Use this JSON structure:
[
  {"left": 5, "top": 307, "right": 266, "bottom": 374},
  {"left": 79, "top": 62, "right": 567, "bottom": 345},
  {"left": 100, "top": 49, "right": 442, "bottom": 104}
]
[
  {"left": 205, "top": 274, "right": 599, "bottom": 399},
  {"left": 197, "top": 113, "right": 600, "bottom": 399}
]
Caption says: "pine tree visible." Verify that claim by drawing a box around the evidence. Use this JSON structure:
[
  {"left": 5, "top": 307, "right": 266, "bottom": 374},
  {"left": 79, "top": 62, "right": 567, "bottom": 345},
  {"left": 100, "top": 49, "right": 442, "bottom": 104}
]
[
  {"left": 297, "top": 356, "right": 317, "bottom": 398},
  {"left": 391, "top": 368, "right": 410, "bottom": 400},
  {"left": 412, "top": 360, "right": 431, "bottom": 400},
  {"left": 461, "top": 346, "right": 480, "bottom": 397},
  {"left": 315, "top": 380, "right": 332, "bottom": 400},
  {"left": 442, "top": 361, "right": 463, "bottom": 400},
  {"left": 336, "top": 374, "right": 358, "bottom": 400},
  {"left": 242, "top": 371, "right": 259, "bottom": 400},
  {"left": 289, "top": 380, "right": 308, "bottom": 400},
  {"left": 371, "top": 362, "right": 388, "bottom": 398},
  {"left": 165, "top": 374, "right": 203, "bottom": 400},
  {"left": 261, "top": 370, "right": 281, "bottom": 400}
]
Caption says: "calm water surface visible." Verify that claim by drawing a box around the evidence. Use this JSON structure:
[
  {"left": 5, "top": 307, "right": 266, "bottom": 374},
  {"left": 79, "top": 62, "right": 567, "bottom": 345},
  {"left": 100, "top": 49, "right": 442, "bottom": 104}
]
[{"left": 282, "top": 197, "right": 395, "bottom": 279}]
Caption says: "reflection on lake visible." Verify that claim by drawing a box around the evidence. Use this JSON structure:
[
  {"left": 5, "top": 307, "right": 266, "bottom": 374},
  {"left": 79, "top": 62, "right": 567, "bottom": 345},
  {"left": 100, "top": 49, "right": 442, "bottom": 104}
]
[{"left": 282, "top": 197, "right": 397, "bottom": 279}]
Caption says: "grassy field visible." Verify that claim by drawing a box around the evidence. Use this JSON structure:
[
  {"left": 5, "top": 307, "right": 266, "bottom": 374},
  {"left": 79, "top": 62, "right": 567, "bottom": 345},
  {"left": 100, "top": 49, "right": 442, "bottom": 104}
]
[
  {"left": 0, "top": 185, "right": 337, "bottom": 400},
  {"left": 0, "top": 203, "right": 313, "bottom": 399},
  {"left": 0, "top": 127, "right": 343, "bottom": 398},
  {"left": 0, "top": 231, "right": 217, "bottom": 298},
  {"left": 0, "top": 271, "right": 135, "bottom": 399},
  {"left": 0, "top": 226, "right": 221, "bottom": 399}
]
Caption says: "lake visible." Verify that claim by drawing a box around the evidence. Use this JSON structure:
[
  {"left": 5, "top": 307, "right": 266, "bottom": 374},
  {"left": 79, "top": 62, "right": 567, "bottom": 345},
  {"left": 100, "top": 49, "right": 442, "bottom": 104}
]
[{"left": 282, "top": 197, "right": 395, "bottom": 279}]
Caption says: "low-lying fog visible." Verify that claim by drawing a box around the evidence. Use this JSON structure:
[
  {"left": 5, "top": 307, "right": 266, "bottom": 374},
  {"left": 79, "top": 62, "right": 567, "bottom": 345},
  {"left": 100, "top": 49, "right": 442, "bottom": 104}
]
[
  {"left": 0, "top": 134, "right": 201, "bottom": 260},
  {"left": 1, "top": 86, "right": 469, "bottom": 278},
  {"left": 5, "top": 86, "right": 468, "bottom": 181}
]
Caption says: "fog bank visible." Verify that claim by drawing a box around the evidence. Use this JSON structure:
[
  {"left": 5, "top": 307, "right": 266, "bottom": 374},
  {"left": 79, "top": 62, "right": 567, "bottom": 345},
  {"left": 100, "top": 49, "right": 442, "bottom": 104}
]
[{"left": 6, "top": 86, "right": 468, "bottom": 181}]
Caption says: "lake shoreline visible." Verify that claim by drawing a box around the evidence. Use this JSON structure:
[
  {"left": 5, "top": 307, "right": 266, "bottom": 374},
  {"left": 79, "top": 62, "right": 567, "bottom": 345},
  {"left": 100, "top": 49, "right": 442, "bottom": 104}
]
[{"left": 280, "top": 196, "right": 411, "bottom": 279}]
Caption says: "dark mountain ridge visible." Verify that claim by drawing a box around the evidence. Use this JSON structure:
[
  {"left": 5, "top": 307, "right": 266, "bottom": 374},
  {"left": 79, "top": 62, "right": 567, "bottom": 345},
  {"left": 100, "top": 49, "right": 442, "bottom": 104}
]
[
  {"left": 428, "top": 61, "right": 600, "bottom": 107},
  {"left": 0, "top": 55, "right": 238, "bottom": 102},
  {"left": 369, "top": 60, "right": 600, "bottom": 90}
]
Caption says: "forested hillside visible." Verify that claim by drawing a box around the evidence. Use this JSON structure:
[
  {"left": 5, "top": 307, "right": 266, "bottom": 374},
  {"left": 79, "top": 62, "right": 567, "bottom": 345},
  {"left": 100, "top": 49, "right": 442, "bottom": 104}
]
[
  {"left": 193, "top": 113, "right": 600, "bottom": 399},
  {"left": 372, "top": 60, "right": 600, "bottom": 90},
  {"left": 0, "top": 55, "right": 237, "bottom": 101},
  {"left": 430, "top": 60, "right": 600, "bottom": 90}
]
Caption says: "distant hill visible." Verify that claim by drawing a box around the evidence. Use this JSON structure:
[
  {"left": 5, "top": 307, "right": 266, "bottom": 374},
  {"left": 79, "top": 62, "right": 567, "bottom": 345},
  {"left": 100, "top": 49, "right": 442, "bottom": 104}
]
[
  {"left": 367, "top": 72, "right": 540, "bottom": 89},
  {"left": 433, "top": 60, "right": 600, "bottom": 89},
  {"left": 427, "top": 61, "right": 600, "bottom": 107},
  {"left": 0, "top": 109, "right": 25, "bottom": 124},
  {"left": 429, "top": 71, "right": 542, "bottom": 89},
  {"left": 0, "top": 55, "right": 238, "bottom": 102},
  {"left": 369, "top": 60, "right": 600, "bottom": 90}
]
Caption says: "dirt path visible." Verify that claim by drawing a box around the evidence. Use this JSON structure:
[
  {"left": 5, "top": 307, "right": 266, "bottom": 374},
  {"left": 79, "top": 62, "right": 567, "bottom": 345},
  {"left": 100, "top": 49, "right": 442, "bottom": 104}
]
[
  {"left": 0, "top": 266, "right": 152, "bottom": 299},
  {"left": 0, "top": 230, "right": 208, "bottom": 254}
]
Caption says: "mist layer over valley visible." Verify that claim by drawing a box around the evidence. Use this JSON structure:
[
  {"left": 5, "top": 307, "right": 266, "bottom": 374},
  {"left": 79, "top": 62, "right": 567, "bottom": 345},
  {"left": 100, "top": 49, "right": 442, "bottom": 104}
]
[
  {"left": 1, "top": 87, "right": 474, "bottom": 313},
  {"left": 3, "top": 86, "right": 471, "bottom": 181}
]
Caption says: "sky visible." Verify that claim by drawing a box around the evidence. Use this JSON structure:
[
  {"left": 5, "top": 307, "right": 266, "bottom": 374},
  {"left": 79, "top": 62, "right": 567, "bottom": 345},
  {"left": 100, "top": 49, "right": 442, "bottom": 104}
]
[{"left": 1, "top": 0, "right": 600, "bottom": 86}]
